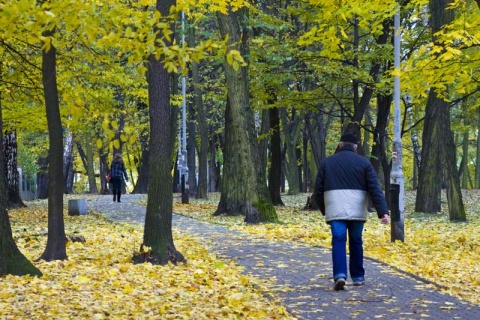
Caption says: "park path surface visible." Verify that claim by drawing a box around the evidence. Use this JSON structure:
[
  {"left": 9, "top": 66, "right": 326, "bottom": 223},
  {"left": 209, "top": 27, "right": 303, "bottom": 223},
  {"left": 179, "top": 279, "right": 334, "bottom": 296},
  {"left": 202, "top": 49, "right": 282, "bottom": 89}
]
[{"left": 87, "top": 194, "right": 480, "bottom": 320}]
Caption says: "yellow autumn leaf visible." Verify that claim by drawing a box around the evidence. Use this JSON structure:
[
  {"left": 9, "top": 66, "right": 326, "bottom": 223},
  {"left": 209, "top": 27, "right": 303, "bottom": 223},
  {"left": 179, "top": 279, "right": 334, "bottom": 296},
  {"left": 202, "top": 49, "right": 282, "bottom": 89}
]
[{"left": 122, "top": 284, "right": 133, "bottom": 294}]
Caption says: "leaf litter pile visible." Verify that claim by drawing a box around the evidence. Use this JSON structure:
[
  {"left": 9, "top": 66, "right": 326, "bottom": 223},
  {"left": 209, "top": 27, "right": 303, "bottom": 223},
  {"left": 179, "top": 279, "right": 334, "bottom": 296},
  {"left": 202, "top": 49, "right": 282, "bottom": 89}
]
[
  {"left": 2, "top": 200, "right": 292, "bottom": 319},
  {"left": 173, "top": 191, "right": 480, "bottom": 306}
]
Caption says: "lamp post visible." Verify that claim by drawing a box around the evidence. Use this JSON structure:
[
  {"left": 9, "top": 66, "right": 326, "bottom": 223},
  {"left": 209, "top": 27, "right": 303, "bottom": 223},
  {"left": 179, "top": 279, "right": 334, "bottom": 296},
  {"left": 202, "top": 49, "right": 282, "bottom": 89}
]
[
  {"left": 180, "top": 10, "right": 189, "bottom": 204},
  {"left": 390, "top": 6, "right": 404, "bottom": 242}
]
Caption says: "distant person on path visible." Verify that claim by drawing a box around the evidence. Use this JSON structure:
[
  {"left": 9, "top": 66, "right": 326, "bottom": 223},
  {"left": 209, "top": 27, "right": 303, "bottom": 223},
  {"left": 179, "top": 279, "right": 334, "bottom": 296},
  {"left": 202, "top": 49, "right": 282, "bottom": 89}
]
[
  {"left": 110, "top": 154, "right": 129, "bottom": 203},
  {"left": 314, "top": 133, "right": 389, "bottom": 291}
]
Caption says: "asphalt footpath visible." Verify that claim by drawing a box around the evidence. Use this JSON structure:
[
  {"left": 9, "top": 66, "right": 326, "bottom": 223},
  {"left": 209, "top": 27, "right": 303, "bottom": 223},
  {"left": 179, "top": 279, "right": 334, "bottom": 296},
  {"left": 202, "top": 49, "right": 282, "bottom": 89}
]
[{"left": 87, "top": 194, "right": 480, "bottom": 320}]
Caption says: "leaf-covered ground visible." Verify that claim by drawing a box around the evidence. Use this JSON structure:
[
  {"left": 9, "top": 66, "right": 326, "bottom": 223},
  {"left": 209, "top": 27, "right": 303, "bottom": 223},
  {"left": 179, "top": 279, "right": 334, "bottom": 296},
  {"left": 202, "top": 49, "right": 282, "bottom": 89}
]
[
  {"left": 3, "top": 190, "right": 479, "bottom": 319},
  {"left": 172, "top": 190, "right": 480, "bottom": 306},
  {"left": 2, "top": 201, "right": 292, "bottom": 319}
]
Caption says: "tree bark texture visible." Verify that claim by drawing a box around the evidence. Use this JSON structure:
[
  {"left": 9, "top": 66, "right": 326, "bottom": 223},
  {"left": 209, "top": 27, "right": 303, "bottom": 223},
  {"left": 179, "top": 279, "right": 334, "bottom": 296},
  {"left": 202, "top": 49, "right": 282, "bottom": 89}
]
[
  {"left": 268, "top": 107, "right": 284, "bottom": 206},
  {"left": 259, "top": 109, "right": 269, "bottom": 191},
  {"left": 39, "top": 29, "right": 67, "bottom": 261},
  {"left": 415, "top": 89, "right": 442, "bottom": 212},
  {"left": 3, "top": 131, "right": 26, "bottom": 208},
  {"left": 215, "top": 8, "right": 277, "bottom": 223},
  {"left": 135, "top": 0, "right": 184, "bottom": 265},
  {"left": 417, "top": 0, "right": 464, "bottom": 218},
  {"left": 441, "top": 101, "right": 466, "bottom": 221}
]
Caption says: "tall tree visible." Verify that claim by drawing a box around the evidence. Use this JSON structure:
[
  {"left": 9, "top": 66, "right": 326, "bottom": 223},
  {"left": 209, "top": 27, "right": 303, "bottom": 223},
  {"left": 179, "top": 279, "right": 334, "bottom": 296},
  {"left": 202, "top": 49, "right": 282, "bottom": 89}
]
[
  {"left": 38, "top": 28, "right": 67, "bottom": 261},
  {"left": 134, "top": 0, "right": 184, "bottom": 265},
  {"left": 215, "top": 7, "right": 278, "bottom": 223},
  {"left": 416, "top": 0, "right": 467, "bottom": 222}
]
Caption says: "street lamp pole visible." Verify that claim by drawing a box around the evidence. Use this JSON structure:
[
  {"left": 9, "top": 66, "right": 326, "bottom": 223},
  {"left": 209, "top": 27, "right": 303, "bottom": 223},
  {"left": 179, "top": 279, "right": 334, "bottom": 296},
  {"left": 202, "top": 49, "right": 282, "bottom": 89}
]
[
  {"left": 180, "top": 10, "right": 189, "bottom": 204},
  {"left": 390, "top": 6, "right": 404, "bottom": 242}
]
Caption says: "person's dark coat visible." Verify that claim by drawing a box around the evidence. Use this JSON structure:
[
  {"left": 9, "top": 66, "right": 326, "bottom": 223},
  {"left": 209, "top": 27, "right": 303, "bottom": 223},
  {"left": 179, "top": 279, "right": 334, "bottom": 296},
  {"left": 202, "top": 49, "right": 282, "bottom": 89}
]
[{"left": 314, "top": 145, "right": 388, "bottom": 222}]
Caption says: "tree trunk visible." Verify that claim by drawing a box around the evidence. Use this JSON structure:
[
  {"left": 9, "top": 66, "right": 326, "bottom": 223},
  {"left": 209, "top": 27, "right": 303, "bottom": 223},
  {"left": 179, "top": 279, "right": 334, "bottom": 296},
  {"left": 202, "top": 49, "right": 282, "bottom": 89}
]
[
  {"left": 344, "top": 19, "right": 391, "bottom": 138},
  {"left": 306, "top": 110, "right": 329, "bottom": 172},
  {"left": 259, "top": 109, "right": 269, "bottom": 191},
  {"left": 208, "top": 135, "right": 221, "bottom": 192},
  {"left": 268, "top": 107, "right": 284, "bottom": 206},
  {"left": 415, "top": 89, "right": 442, "bottom": 212},
  {"left": 132, "top": 108, "right": 149, "bottom": 194},
  {"left": 417, "top": 0, "right": 465, "bottom": 218},
  {"left": 3, "top": 131, "right": 26, "bottom": 208},
  {"left": 188, "top": 27, "right": 208, "bottom": 199},
  {"left": 370, "top": 94, "right": 392, "bottom": 204},
  {"left": 187, "top": 102, "right": 197, "bottom": 196},
  {"left": 36, "top": 155, "right": 49, "bottom": 199},
  {"left": 39, "top": 28, "right": 67, "bottom": 261},
  {"left": 99, "top": 152, "right": 109, "bottom": 194},
  {"left": 475, "top": 108, "right": 480, "bottom": 188},
  {"left": 63, "top": 132, "right": 74, "bottom": 194},
  {"left": 406, "top": 102, "right": 422, "bottom": 174},
  {"left": 461, "top": 127, "right": 469, "bottom": 189},
  {"left": 85, "top": 128, "right": 99, "bottom": 193},
  {"left": 75, "top": 141, "right": 88, "bottom": 173},
  {"left": 134, "top": 0, "right": 184, "bottom": 265},
  {"left": 215, "top": 7, "right": 277, "bottom": 223},
  {"left": 440, "top": 99, "right": 466, "bottom": 221},
  {"left": 280, "top": 107, "right": 301, "bottom": 195}
]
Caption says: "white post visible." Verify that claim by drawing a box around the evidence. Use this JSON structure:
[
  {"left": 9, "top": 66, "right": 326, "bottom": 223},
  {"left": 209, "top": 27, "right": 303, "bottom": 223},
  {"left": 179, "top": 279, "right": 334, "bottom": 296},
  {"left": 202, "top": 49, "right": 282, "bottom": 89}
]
[
  {"left": 181, "top": 11, "right": 189, "bottom": 203},
  {"left": 390, "top": 6, "right": 404, "bottom": 242}
]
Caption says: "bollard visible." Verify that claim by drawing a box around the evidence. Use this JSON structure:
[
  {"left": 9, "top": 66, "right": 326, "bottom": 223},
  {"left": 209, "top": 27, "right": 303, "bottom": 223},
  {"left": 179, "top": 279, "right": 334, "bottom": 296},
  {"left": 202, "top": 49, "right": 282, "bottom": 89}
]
[
  {"left": 68, "top": 199, "right": 88, "bottom": 216},
  {"left": 389, "top": 183, "right": 404, "bottom": 242},
  {"left": 389, "top": 183, "right": 400, "bottom": 222}
]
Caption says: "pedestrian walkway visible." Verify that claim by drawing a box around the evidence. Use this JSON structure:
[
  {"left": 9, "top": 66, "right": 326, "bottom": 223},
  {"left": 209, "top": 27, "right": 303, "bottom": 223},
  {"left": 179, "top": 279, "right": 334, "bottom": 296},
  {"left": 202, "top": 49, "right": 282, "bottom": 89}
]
[{"left": 88, "top": 194, "right": 480, "bottom": 320}]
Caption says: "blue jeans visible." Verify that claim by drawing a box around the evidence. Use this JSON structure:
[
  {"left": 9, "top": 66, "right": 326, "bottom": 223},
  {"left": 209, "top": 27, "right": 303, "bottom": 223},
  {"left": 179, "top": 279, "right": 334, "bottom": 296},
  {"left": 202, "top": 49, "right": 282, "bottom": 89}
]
[{"left": 330, "top": 220, "right": 365, "bottom": 282}]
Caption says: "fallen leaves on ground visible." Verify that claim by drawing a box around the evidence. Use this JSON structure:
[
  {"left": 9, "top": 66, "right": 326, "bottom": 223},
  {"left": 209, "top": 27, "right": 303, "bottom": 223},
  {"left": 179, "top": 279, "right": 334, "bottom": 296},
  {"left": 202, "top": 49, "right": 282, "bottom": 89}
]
[
  {"left": 172, "top": 191, "right": 480, "bottom": 306},
  {"left": 2, "top": 201, "right": 293, "bottom": 319}
]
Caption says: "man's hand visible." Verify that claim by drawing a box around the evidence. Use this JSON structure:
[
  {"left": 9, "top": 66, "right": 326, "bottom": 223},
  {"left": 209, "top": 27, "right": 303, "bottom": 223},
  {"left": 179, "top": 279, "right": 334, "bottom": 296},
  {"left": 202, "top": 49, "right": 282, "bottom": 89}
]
[{"left": 381, "top": 214, "right": 389, "bottom": 224}]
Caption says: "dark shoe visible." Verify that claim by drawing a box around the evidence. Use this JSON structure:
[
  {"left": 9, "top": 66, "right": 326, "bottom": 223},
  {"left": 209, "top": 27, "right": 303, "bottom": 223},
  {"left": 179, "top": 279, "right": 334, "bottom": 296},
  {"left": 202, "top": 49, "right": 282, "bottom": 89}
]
[
  {"left": 113, "top": 196, "right": 116, "bottom": 202},
  {"left": 353, "top": 280, "right": 364, "bottom": 286},
  {"left": 334, "top": 278, "right": 346, "bottom": 291}
]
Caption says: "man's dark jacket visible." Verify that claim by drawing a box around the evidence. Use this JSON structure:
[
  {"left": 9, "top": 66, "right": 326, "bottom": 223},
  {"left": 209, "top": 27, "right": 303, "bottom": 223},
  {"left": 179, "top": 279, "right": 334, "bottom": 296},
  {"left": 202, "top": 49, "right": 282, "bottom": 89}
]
[{"left": 314, "top": 145, "right": 388, "bottom": 222}]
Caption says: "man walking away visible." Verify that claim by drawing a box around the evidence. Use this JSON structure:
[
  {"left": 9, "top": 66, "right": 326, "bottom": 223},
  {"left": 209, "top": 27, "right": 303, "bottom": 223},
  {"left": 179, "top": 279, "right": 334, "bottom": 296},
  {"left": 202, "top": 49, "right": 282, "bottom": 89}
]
[{"left": 314, "top": 133, "right": 389, "bottom": 290}]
